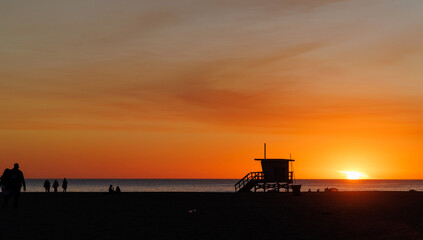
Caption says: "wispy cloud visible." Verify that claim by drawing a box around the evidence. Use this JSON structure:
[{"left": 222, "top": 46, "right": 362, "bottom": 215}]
[{"left": 1, "top": 0, "right": 423, "bottom": 135}]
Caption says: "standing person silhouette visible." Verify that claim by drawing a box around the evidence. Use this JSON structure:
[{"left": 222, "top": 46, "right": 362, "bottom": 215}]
[
  {"left": 9, "top": 163, "right": 26, "bottom": 208},
  {"left": 1, "top": 169, "right": 11, "bottom": 208},
  {"left": 52, "top": 180, "right": 59, "bottom": 192},
  {"left": 44, "top": 180, "right": 51, "bottom": 192},
  {"left": 62, "top": 178, "right": 68, "bottom": 192}
]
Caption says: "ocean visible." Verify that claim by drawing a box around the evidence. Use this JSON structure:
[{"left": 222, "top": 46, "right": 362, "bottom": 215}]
[{"left": 25, "top": 179, "right": 423, "bottom": 192}]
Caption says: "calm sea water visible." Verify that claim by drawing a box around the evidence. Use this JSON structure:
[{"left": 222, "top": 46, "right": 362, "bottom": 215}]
[{"left": 25, "top": 179, "right": 423, "bottom": 192}]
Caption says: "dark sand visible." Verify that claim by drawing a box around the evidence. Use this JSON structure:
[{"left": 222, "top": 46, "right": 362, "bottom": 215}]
[{"left": 1, "top": 192, "right": 423, "bottom": 239}]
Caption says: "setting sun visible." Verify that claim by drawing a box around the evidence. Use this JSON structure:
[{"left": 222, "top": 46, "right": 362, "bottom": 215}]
[{"left": 340, "top": 171, "right": 366, "bottom": 180}]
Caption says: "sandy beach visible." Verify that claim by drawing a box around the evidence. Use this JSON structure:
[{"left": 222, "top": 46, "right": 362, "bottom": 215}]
[{"left": 1, "top": 192, "right": 423, "bottom": 240}]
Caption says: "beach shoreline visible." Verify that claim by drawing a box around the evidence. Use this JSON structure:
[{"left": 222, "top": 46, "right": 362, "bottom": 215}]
[{"left": 2, "top": 192, "right": 423, "bottom": 239}]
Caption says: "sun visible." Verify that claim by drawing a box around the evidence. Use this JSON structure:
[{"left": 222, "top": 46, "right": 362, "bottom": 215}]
[{"left": 339, "top": 171, "right": 365, "bottom": 180}]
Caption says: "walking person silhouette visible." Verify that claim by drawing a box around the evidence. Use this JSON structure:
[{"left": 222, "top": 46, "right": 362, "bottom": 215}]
[
  {"left": 1, "top": 169, "right": 11, "bottom": 208},
  {"left": 52, "top": 180, "right": 59, "bottom": 193},
  {"left": 44, "top": 180, "right": 51, "bottom": 192},
  {"left": 9, "top": 163, "right": 26, "bottom": 208},
  {"left": 62, "top": 178, "right": 68, "bottom": 192}
]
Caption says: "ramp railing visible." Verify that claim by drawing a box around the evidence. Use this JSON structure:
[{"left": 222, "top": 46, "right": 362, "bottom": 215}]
[{"left": 234, "top": 172, "right": 264, "bottom": 192}]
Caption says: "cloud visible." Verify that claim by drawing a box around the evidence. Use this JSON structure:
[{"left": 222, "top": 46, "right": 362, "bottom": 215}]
[{"left": 1, "top": 0, "right": 423, "bottom": 136}]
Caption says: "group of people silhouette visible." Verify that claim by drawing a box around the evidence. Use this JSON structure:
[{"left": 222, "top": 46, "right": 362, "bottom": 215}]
[
  {"left": 0, "top": 163, "right": 26, "bottom": 209},
  {"left": 44, "top": 178, "right": 68, "bottom": 192},
  {"left": 1, "top": 163, "right": 123, "bottom": 209},
  {"left": 109, "top": 185, "right": 121, "bottom": 194}
]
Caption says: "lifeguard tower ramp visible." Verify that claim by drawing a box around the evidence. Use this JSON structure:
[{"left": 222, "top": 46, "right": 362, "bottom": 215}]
[{"left": 235, "top": 147, "right": 295, "bottom": 192}]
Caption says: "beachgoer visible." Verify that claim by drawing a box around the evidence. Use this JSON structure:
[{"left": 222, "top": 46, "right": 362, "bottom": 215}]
[
  {"left": 62, "top": 178, "right": 68, "bottom": 192},
  {"left": 9, "top": 163, "right": 26, "bottom": 208},
  {"left": 52, "top": 180, "right": 59, "bottom": 192},
  {"left": 115, "top": 186, "right": 121, "bottom": 194},
  {"left": 109, "top": 185, "right": 114, "bottom": 193},
  {"left": 44, "top": 180, "right": 51, "bottom": 192},
  {"left": 1, "top": 169, "right": 11, "bottom": 208}
]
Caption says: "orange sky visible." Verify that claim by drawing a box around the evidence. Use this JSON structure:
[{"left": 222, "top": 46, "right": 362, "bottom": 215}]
[{"left": 1, "top": 0, "right": 423, "bottom": 179}]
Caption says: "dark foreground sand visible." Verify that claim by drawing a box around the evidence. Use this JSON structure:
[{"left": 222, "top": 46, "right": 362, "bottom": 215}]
[{"left": 1, "top": 192, "right": 423, "bottom": 240}]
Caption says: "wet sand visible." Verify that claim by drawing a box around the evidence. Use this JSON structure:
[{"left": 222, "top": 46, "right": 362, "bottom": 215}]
[{"left": 1, "top": 192, "right": 423, "bottom": 239}]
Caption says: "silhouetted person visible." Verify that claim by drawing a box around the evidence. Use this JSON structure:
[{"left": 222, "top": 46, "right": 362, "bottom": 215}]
[
  {"left": 109, "top": 185, "right": 114, "bottom": 193},
  {"left": 1, "top": 169, "right": 11, "bottom": 208},
  {"left": 52, "top": 180, "right": 59, "bottom": 192},
  {"left": 62, "top": 178, "right": 68, "bottom": 192},
  {"left": 44, "top": 180, "right": 51, "bottom": 192},
  {"left": 115, "top": 186, "right": 121, "bottom": 194},
  {"left": 9, "top": 163, "right": 26, "bottom": 208}
]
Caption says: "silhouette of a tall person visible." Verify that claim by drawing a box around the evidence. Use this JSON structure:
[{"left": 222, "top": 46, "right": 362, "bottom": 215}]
[
  {"left": 9, "top": 163, "right": 26, "bottom": 208},
  {"left": 1, "top": 168, "right": 11, "bottom": 208}
]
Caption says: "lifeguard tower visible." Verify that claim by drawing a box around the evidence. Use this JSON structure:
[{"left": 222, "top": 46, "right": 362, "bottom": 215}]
[{"left": 235, "top": 144, "right": 295, "bottom": 192}]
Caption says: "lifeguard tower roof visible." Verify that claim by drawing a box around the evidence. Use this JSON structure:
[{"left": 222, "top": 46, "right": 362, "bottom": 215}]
[{"left": 254, "top": 158, "right": 294, "bottom": 161}]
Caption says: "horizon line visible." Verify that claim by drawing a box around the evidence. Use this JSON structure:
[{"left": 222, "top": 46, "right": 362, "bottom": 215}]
[{"left": 24, "top": 178, "right": 423, "bottom": 180}]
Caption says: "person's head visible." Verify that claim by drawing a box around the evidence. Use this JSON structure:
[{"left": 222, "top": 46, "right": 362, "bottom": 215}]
[
  {"left": 3, "top": 168, "right": 10, "bottom": 175},
  {"left": 14, "top": 163, "right": 19, "bottom": 169}
]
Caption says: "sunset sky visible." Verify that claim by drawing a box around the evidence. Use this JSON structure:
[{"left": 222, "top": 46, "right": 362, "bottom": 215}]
[{"left": 1, "top": 0, "right": 423, "bottom": 179}]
